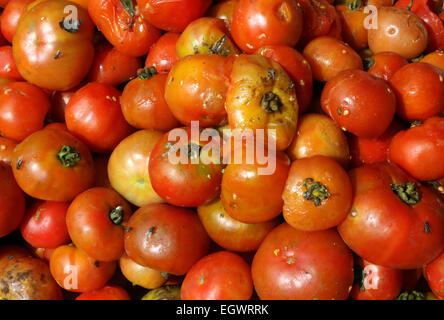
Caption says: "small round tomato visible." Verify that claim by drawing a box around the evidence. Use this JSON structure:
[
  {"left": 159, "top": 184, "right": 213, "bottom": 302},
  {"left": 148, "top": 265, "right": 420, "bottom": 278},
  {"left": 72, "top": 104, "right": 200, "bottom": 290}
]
[
  {"left": 0, "top": 164, "right": 25, "bottom": 237},
  {"left": 121, "top": 71, "right": 179, "bottom": 131},
  {"left": 390, "top": 62, "right": 444, "bottom": 122},
  {"left": 206, "top": 0, "right": 239, "bottom": 31},
  {"left": 421, "top": 50, "right": 444, "bottom": 71},
  {"left": 0, "top": 136, "right": 17, "bottom": 166},
  {"left": 366, "top": 52, "right": 408, "bottom": 81},
  {"left": 424, "top": 250, "right": 444, "bottom": 299},
  {"left": 367, "top": 7, "right": 428, "bottom": 60},
  {"left": 197, "top": 198, "right": 279, "bottom": 252},
  {"left": 389, "top": 117, "right": 444, "bottom": 181},
  {"left": 252, "top": 223, "right": 354, "bottom": 300},
  {"left": 231, "top": 0, "right": 303, "bottom": 53},
  {"left": 65, "top": 82, "right": 133, "bottom": 153},
  {"left": 145, "top": 32, "right": 180, "bottom": 73},
  {"left": 0, "top": 46, "right": 22, "bottom": 80},
  {"left": 0, "top": 0, "right": 34, "bottom": 43},
  {"left": 321, "top": 69, "right": 396, "bottom": 138},
  {"left": 12, "top": 128, "right": 95, "bottom": 202},
  {"left": 66, "top": 187, "right": 132, "bottom": 262},
  {"left": 286, "top": 113, "right": 350, "bottom": 168},
  {"left": 181, "top": 251, "right": 253, "bottom": 300},
  {"left": 336, "top": 2, "right": 368, "bottom": 51},
  {"left": 50, "top": 244, "right": 116, "bottom": 293},
  {"left": 124, "top": 204, "right": 210, "bottom": 275},
  {"left": 119, "top": 253, "right": 167, "bottom": 289},
  {"left": 76, "top": 285, "right": 130, "bottom": 300},
  {"left": 282, "top": 155, "right": 352, "bottom": 231},
  {"left": 302, "top": 36, "right": 363, "bottom": 82},
  {"left": 88, "top": 0, "right": 162, "bottom": 57},
  {"left": 20, "top": 200, "right": 70, "bottom": 249}
]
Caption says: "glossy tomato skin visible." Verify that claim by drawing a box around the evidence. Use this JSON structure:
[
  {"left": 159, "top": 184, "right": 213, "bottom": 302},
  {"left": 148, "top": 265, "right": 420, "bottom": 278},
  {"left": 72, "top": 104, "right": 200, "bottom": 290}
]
[
  {"left": 0, "top": 45, "right": 23, "bottom": 79},
  {"left": 12, "top": 128, "right": 95, "bottom": 202},
  {"left": 20, "top": 200, "right": 70, "bottom": 249},
  {"left": 389, "top": 117, "right": 444, "bottom": 181},
  {"left": 119, "top": 253, "right": 166, "bottom": 290},
  {"left": 367, "top": 52, "right": 408, "bottom": 81},
  {"left": 0, "top": 164, "right": 25, "bottom": 237},
  {"left": 0, "top": 136, "right": 17, "bottom": 166},
  {"left": 390, "top": 62, "right": 444, "bottom": 122},
  {"left": 75, "top": 285, "right": 130, "bottom": 300},
  {"left": 0, "top": 82, "right": 50, "bottom": 141},
  {"left": 0, "top": 0, "right": 34, "bottom": 43},
  {"left": 137, "top": 0, "right": 212, "bottom": 33},
  {"left": 145, "top": 32, "right": 180, "bottom": 73},
  {"left": 65, "top": 82, "right": 134, "bottom": 153},
  {"left": 321, "top": 69, "right": 396, "bottom": 138},
  {"left": 124, "top": 204, "right": 210, "bottom": 275},
  {"left": 88, "top": 0, "right": 162, "bottom": 57},
  {"left": 335, "top": 3, "right": 368, "bottom": 51},
  {"left": 50, "top": 244, "right": 116, "bottom": 293},
  {"left": 181, "top": 251, "right": 253, "bottom": 300},
  {"left": 338, "top": 163, "right": 444, "bottom": 269},
  {"left": 424, "top": 250, "right": 444, "bottom": 299},
  {"left": 66, "top": 187, "right": 133, "bottom": 262},
  {"left": 206, "top": 0, "right": 239, "bottom": 31},
  {"left": 252, "top": 223, "right": 354, "bottom": 300},
  {"left": 13, "top": 0, "right": 95, "bottom": 91},
  {"left": 231, "top": 0, "right": 303, "bottom": 53}
]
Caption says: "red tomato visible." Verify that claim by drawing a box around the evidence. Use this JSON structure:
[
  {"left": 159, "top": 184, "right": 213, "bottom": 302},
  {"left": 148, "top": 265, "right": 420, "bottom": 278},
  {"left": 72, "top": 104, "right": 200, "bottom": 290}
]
[
  {"left": 0, "top": 46, "right": 22, "bottom": 80},
  {"left": 0, "top": 0, "right": 34, "bottom": 43},
  {"left": 0, "top": 136, "right": 17, "bottom": 166},
  {"left": 20, "top": 200, "right": 70, "bottom": 249},
  {"left": 145, "top": 32, "right": 180, "bottom": 73},
  {"left": 367, "top": 52, "right": 408, "bottom": 81},
  {"left": 75, "top": 285, "right": 130, "bottom": 300},
  {"left": 424, "top": 250, "right": 444, "bottom": 299}
]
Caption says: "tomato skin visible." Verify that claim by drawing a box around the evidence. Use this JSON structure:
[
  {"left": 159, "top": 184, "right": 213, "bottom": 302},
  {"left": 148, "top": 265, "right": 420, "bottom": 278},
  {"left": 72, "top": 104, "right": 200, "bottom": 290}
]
[
  {"left": 367, "top": 52, "right": 408, "bottom": 81},
  {"left": 252, "top": 223, "right": 354, "bottom": 300},
  {"left": 181, "top": 251, "right": 253, "bottom": 300},
  {"left": 424, "top": 250, "right": 444, "bottom": 299},
  {"left": 390, "top": 63, "right": 444, "bottom": 122},
  {"left": 0, "top": 46, "right": 22, "bottom": 80},
  {"left": 206, "top": 0, "right": 239, "bottom": 31},
  {"left": 75, "top": 285, "right": 131, "bottom": 300},
  {"left": 124, "top": 204, "right": 210, "bottom": 275},
  {"left": 321, "top": 69, "right": 396, "bottom": 138},
  {"left": 335, "top": 4, "right": 368, "bottom": 51},
  {"left": 119, "top": 253, "right": 166, "bottom": 290},
  {"left": 389, "top": 117, "right": 444, "bottom": 181},
  {"left": 136, "top": 0, "right": 212, "bottom": 33},
  {"left": 421, "top": 50, "right": 444, "bottom": 71},
  {"left": 13, "top": 0, "right": 95, "bottom": 91},
  {"left": 145, "top": 32, "right": 180, "bottom": 73},
  {"left": 231, "top": 0, "right": 303, "bottom": 53},
  {"left": 65, "top": 82, "right": 134, "bottom": 153},
  {"left": 0, "top": 164, "right": 25, "bottom": 237},
  {"left": 12, "top": 128, "right": 95, "bottom": 202},
  {"left": 0, "top": 82, "right": 50, "bottom": 141},
  {"left": 20, "top": 200, "right": 70, "bottom": 249},
  {"left": 88, "top": 0, "right": 162, "bottom": 57},
  {"left": 49, "top": 244, "right": 117, "bottom": 293},
  {"left": 0, "top": 245, "right": 30, "bottom": 269},
  {"left": 0, "top": 136, "right": 17, "bottom": 166},
  {"left": 0, "top": 0, "right": 34, "bottom": 43},
  {"left": 338, "top": 163, "right": 444, "bottom": 269}
]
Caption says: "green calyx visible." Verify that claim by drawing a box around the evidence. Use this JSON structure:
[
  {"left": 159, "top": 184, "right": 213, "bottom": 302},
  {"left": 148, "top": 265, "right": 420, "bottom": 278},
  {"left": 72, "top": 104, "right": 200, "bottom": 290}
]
[
  {"left": 396, "top": 291, "right": 426, "bottom": 300},
  {"left": 303, "top": 178, "right": 330, "bottom": 207},
  {"left": 138, "top": 66, "right": 158, "bottom": 80},
  {"left": 391, "top": 182, "right": 421, "bottom": 206},
  {"left": 57, "top": 145, "right": 80, "bottom": 168},
  {"left": 109, "top": 206, "right": 124, "bottom": 225}
]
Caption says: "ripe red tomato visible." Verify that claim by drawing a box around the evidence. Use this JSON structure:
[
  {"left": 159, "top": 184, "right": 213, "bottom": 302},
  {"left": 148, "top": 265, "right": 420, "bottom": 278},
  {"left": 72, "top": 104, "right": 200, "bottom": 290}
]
[
  {"left": 75, "top": 285, "right": 131, "bottom": 300},
  {"left": 181, "top": 251, "right": 253, "bottom": 300},
  {"left": 0, "top": 46, "right": 22, "bottom": 80},
  {"left": 0, "top": 0, "right": 34, "bottom": 43},
  {"left": 335, "top": 2, "right": 368, "bottom": 51},
  {"left": 366, "top": 52, "right": 408, "bottom": 81},
  {"left": 0, "top": 136, "right": 17, "bottom": 165},
  {"left": 145, "top": 32, "right": 180, "bottom": 73},
  {"left": 20, "top": 200, "right": 70, "bottom": 249},
  {"left": 424, "top": 250, "right": 444, "bottom": 299}
]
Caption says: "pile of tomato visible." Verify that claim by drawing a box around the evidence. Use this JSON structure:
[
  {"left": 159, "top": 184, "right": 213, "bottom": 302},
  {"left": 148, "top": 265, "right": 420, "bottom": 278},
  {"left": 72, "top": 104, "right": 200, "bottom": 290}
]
[{"left": 0, "top": 0, "right": 443, "bottom": 301}]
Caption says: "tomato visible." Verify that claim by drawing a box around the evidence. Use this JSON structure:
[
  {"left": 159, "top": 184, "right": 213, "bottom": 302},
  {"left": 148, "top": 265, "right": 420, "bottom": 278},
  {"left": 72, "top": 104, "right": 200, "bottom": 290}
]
[
  {"left": 0, "top": 81, "right": 50, "bottom": 141},
  {"left": 366, "top": 52, "right": 408, "bottom": 81},
  {"left": 12, "top": 128, "right": 95, "bottom": 202},
  {"left": 145, "top": 32, "right": 180, "bottom": 73},
  {"left": 226, "top": 54, "right": 298, "bottom": 151},
  {"left": 252, "top": 223, "right": 354, "bottom": 300},
  {"left": 0, "top": 0, "right": 34, "bottom": 43},
  {"left": 197, "top": 198, "right": 279, "bottom": 252},
  {"left": 13, "top": 0, "right": 95, "bottom": 91},
  {"left": 206, "top": 0, "right": 238, "bottom": 31},
  {"left": 149, "top": 126, "right": 223, "bottom": 207},
  {"left": 338, "top": 163, "right": 444, "bottom": 269},
  {"left": 0, "top": 136, "right": 17, "bottom": 166},
  {"left": 389, "top": 117, "right": 444, "bottom": 181},
  {"left": 76, "top": 285, "right": 131, "bottom": 300},
  {"left": 0, "top": 245, "right": 30, "bottom": 269},
  {"left": 165, "top": 54, "right": 230, "bottom": 128},
  {"left": 390, "top": 62, "right": 444, "bottom": 122},
  {"left": 256, "top": 45, "right": 313, "bottom": 113},
  {"left": 0, "top": 46, "right": 22, "bottom": 80},
  {"left": 421, "top": 50, "right": 444, "bottom": 71},
  {"left": 282, "top": 155, "right": 352, "bottom": 231},
  {"left": 181, "top": 251, "right": 253, "bottom": 300},
  {"left": 350, "top": 257, "right": 403, "bottom": 300},
  {"left": 321, "top": 69, "right": 396, "bottom": 138},
  {"left": 65, "top": 82, "right": 133, "bottom": 153},
  {"left": 367, "top": 7, "right": 428, "bottom": 60},
  {"left": 136, "top": 0, "right": 211, "bottom": 33},
  {"left": 286, "top": 113, "right": 350, "bottom": 168},
  {"left": 20, "top": 200, "right": 70, "bottom": 249},
  {"left": 302, "top": 36, "right": 363, "bottom": 82},
  {"left": 336, "top": 1, "right": 368, "bottom": 51},
  {"left": 50, "top": 244, "right": 117, "bottom": 293},
  {"left": 87, "top": 42, "right": 142, "bottom": 87},
  {"left": 424, "top": 250, "right": 444, "bottom": 299},
  {"left": 119, "top": 253, "right": 167, "bottom": 289},
  {"left": 121, "top": 71, "right": 179, "bottom": 131},
  {"left": 124, "top": 203, "right": 210, "bottom": 275},
  {"left": 0, "top": 75, "right": 14, "bottom": 90},
  {"left": 231, "top": 0, "right": 303, "bottom": 53},
  {"left": 31, "top": 247, "right": 55, "bottom": 262},
  {"left": 0, "top": 164, "right": 25, "bottom": 237},
  {"left": 88, "top": 0, "right": 161, "bottom": 57},
  {"left": 348, "top": 118, "right": 406, "bottom": 168}
]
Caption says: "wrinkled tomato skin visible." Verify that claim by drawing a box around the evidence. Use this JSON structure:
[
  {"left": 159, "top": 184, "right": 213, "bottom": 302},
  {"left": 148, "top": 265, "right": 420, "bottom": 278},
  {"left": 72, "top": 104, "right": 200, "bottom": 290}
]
[
  {"left": 367, "top": 52, "right": 408, "bottom": 81},
  {"left": 252, "top": 223, "right": 354, "bottom": 300},
  {"left": 389, "top": 117, "right": 444, "bottom": 181},
  {"left": 75, "top": 285, "right": 131, "bottom": 300},
  {"left": 424, "top": 250, "right": 444, "bottom": 299},
  {"left": 0, "top": 136, "right": 17, "bottom": 166},
  {"left": 0, "top": 0, "right": 34, "bottom": 43},
  {"left": 181, "top": 251, "right": 253, "bottom": 300},
  {"left": 0, "top": 46, "right": 23, "bottom": 80},
  {"left": 338, "top": 163, "right": 444, "bottom": 270},
  {"left": 145, "top": 32, "right": 180, "bottom": 73}
]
